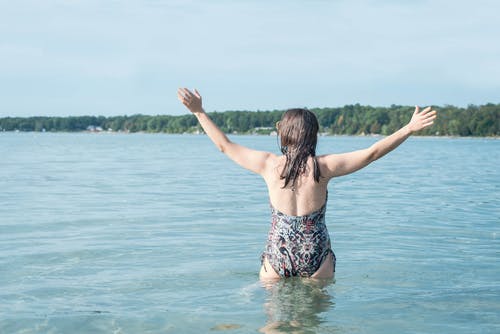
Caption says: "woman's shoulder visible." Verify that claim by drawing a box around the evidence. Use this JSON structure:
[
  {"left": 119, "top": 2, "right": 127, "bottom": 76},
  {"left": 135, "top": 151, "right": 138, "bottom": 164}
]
[
  {"left": 265, "top": 153, "right": 284, "bottom": 167},
  {"left": 316, "top": 155, "right": 336, "bottom": 178}
]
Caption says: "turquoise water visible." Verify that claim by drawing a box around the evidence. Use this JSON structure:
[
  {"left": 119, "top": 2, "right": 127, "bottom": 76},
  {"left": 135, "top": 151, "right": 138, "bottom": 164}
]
[{"left": 1, "top": 133, "right": 499, "bottom": 333}]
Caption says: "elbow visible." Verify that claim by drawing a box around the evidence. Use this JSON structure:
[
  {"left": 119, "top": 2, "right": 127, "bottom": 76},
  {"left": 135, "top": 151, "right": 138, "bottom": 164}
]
[
  {"left": 366, "top": 147, "right": 378, "bottom": 163},
  {"left": 217, "top": 139, "right": 231, "bottom": 153}
]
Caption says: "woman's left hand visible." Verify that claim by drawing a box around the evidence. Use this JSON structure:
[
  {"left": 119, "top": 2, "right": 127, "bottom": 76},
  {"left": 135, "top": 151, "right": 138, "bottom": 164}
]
[
  {"left": 407, "top": 106, "right": 437, "bottom": 133},
  {"left": 177, "top": 88, "right": 203, "bottom": 114}
]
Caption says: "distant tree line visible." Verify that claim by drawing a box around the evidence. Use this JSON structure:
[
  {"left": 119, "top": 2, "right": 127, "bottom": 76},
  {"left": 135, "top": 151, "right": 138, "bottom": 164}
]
[{"left": 0, "top": 103, "right": 498, "bottom": 136}]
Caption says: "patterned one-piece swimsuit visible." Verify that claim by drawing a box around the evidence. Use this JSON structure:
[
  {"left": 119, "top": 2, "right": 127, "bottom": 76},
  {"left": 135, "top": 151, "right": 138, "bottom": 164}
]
[{"left": 262, "top": 194, "right": 336, "bottom": 278}]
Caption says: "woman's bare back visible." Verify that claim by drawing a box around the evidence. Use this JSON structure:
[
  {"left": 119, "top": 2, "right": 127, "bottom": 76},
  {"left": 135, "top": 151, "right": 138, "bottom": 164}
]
[{"left": 263, "top": 155, "right": 329, "bottom": 216}]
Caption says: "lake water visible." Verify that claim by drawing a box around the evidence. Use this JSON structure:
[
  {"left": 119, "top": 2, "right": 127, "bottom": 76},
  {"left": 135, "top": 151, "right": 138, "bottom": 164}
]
[{"left": 0, "top": 132, "right": 499, "bottom": 333}]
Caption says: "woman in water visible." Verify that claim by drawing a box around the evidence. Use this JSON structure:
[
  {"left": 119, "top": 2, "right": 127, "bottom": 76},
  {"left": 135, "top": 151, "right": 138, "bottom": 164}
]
[{"left": 177, "top": 88, "right": 437, "bottom": 280}]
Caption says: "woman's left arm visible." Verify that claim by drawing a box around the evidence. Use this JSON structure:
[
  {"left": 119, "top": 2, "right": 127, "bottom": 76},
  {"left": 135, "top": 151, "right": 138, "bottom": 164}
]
[
  {"left": 177, "top": 88, "right": 273, "bottom": 175},
  {"left": 366, "top": 106, "right": 436, "bottom": 161},
  {"left": 320, "top": 106, "right": 437, "bottom": 178}
]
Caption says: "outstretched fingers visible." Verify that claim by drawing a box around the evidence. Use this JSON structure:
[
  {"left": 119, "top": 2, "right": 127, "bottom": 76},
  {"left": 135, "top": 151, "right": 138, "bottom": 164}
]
[
  {"left": 177, "top": 90, "right": 185, "bottom": 104},
  {"left": 414, "top": 105, "right": 420, "bottom": 116},
  {"left": 177, "top": 87, "right": 203, "bottom": 112},
  {"left": 420, "top": 106, "right": 432, "bottom": 115},
  {"left": 410, "top": 105, "right": 438, "bottom": 132},
  {"left": 420, "top": 108, "right": 437, "bottom": 129},
  {"left": 194, "top": 89, "right": 201, "bottom": 99},
  {"left": 177, "top": 88, "right": 193, "bottom": 101},
  {"left": 414, "top": 105, "right": 432, "bottom": 114},
  {"left": 177, "top": 89, "right": 190, "bottom": 107}
]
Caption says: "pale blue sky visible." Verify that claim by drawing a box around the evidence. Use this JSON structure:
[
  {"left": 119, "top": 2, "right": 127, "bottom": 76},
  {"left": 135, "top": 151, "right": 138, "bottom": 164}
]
[{"left": 1, "top": 0, "right": 499, "bottom": 117}]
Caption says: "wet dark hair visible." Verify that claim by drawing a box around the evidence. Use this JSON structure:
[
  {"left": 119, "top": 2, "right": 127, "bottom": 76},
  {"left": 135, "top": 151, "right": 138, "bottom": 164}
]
[{"left": 277, "top": 108, "right": 321, "bottom": 190}]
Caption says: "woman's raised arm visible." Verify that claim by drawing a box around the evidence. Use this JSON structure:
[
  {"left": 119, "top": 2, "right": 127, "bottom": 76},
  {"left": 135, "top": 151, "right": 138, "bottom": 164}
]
[
  {"left": 177, "top": 88, "right": 273, "bottom": 176},
  {"left": 320, "top": 106, "right": 437, "bottom": 178}
]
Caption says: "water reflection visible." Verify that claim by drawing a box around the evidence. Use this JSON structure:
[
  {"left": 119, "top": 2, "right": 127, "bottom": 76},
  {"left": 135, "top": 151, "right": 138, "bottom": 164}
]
[{"left": 260, "top": 278, "right": 335, "bottom": 334}]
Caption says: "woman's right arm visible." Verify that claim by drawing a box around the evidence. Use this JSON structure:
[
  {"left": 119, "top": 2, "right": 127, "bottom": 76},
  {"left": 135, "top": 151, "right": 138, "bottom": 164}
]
[
  {"left": 319, "top": 106, "right": 437, "bottom": 178},
  {"left": 177, "top": 88, "right": 274, "bottom": 176}
]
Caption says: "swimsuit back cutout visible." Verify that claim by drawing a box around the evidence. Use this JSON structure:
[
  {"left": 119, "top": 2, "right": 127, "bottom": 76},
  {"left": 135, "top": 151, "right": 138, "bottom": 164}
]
[{"left": 263, "top": 192, "right": 335, "bottom": 277}]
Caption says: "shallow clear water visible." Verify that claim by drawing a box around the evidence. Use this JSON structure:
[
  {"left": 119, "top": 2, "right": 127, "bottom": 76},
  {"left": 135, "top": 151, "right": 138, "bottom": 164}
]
[{"left": 1, "top": 133, "right": 499, "bottom": 333}]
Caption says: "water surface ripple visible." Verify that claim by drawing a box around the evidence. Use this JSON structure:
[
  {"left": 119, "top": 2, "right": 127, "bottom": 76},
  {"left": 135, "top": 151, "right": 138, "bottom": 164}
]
[{"left": 1, "top": 133, "right": 499, "bottom": 333}]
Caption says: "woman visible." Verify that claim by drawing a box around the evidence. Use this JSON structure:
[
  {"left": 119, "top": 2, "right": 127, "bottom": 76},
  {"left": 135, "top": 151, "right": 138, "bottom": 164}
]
[{"left": 177, "top": 88, "right": 437, "bottom": 280}]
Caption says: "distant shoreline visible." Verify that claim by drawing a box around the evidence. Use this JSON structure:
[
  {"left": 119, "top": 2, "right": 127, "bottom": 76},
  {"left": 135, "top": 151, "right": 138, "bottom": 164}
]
[
  {"left": 1, "top": 129, "right": 498, "bottom": 139},
  {"left": 1, "top": 103, "right": 498, "bottom": 137}
]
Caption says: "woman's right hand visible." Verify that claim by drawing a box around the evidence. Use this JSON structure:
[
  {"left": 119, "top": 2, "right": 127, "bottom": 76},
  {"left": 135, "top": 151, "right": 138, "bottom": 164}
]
[
  {"left": 177, "top": 88, "right": 204, "bottom": 114},
  {"left": 408, "top": 106, "right": 437, "bottom": 133}
]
